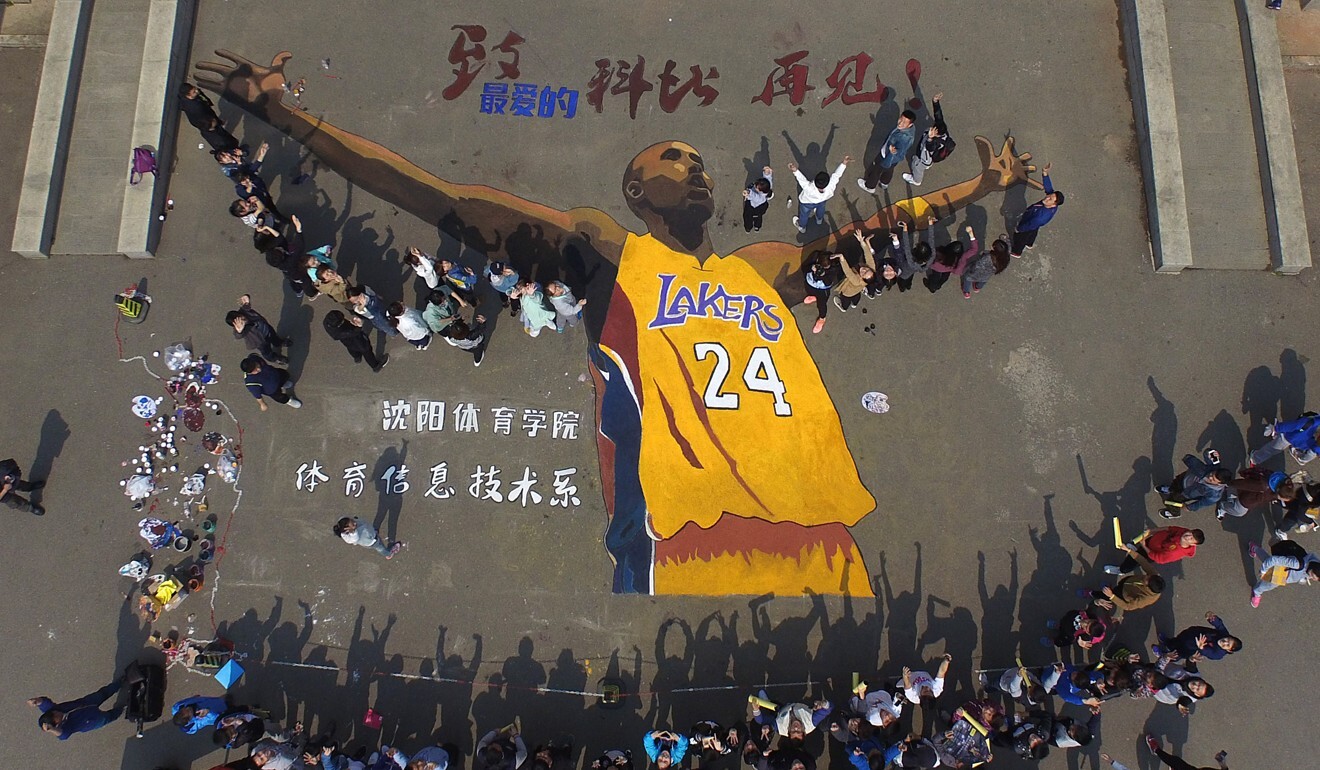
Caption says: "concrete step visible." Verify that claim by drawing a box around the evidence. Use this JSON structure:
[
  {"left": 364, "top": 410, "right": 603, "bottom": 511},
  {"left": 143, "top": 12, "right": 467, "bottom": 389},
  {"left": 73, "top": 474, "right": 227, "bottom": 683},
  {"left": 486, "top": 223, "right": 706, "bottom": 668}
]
[
  {"left": 1120, "top": 0, "right": 1311, "bottom": 274},
  {"left": 11, "top": 0, "right": 189, "bottom": 258},
  {"left": 49, "top": 0, "right": 153, "bottom": 255}
]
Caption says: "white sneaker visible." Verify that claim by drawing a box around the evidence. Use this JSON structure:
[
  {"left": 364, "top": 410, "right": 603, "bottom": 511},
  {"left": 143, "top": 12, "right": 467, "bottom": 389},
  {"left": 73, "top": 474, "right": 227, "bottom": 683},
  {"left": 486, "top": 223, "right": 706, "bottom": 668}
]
[
  {"left": 287, "top": 397, "right": 302, "bottom": 409},
  {"left": 857, "top": 179, "right": 876, "bottom": 194},
  {"left": 1103, "top": 565, "right": 1121, "bottom": 575},
  {"left": 792, "top": 216, "right": 805, "bottom": 234},
  {"left": 902, "top": 173, "right": 921, "bottom": 186},
  {"left": 1274, "top": 529, "right": 1289, "bottom": 541},
  {"left": 832, "top": 295, "right": 846, "bottom": 312}
]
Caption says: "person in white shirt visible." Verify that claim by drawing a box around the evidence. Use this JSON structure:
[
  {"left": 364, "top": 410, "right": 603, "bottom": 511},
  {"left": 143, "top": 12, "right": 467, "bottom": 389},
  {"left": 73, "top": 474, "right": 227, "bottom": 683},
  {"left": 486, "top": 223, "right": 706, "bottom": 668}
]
[
  {"left": 902, "top": 653, "right": 951, "bottom": 707},
  {"left": 387, "top": 302, "right": 432, "bottom": 350},
  {"left": 333, "top": 516, "right": 403, "bottom": 559},
  {"left": 406, "top": 246, "right": 441, "bottom": 290},
  {"left": 788, "top": 156, "right": 851, "bottom": 233}
]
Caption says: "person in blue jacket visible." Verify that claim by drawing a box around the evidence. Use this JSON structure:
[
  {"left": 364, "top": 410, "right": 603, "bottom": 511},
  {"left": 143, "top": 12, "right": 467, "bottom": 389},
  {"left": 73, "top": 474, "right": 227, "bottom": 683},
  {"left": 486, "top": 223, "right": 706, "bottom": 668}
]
[
  {"left": 642, "top": 730, "right": 689, "bottom": 769},
  {"left": 1009, "top": 163, "right": 1063, "bottom": 257},
  {"left": 1156, "top": 452, "right": 1232, "bottom": 520},
  {"left": 1249, "top": 412, "right": 1320, "bottom": 466},
  {"left": 28, "top": 678, "right": 123, "bottom": 739},
  {"left": 170, "top": 695, "right": 228, "bottom": 734}
]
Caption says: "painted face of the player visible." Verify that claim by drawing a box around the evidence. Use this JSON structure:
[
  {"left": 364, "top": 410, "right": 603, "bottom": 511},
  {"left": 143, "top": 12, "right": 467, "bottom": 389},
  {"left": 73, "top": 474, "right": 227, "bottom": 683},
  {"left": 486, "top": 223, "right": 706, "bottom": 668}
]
[{"left": 624, "top": 142, "right": 715, "bottom": 220}]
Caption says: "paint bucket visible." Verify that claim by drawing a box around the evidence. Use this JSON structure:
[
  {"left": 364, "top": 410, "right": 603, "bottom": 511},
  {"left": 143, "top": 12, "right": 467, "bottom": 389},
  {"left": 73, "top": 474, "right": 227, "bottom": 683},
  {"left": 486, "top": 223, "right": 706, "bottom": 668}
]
[
  {"left": 197, "top": 546, "right": 214, "bottom": 564},
  {"left": 187, "top": 577, "right": 203, "bottom": 592},
  {"left": 173, "top": 535, "right": 192, "bottom": 552},
  {"left": 200, "top": 517, "right": 216, "bottom": 533}
]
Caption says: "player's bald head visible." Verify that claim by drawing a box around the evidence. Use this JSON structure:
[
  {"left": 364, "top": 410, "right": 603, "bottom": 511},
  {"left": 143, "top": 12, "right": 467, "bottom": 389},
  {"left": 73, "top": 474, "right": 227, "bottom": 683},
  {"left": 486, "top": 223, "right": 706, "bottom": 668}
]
[{"left": 623, "top": 141, "right": 714, "bottom": 223}]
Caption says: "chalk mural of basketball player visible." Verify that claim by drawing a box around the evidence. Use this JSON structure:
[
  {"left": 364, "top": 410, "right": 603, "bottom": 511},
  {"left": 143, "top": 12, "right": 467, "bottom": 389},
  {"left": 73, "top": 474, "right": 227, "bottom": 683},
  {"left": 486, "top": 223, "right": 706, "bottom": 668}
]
[{"left": 195, "top": 51, "right": 1045, "bottom": 597}]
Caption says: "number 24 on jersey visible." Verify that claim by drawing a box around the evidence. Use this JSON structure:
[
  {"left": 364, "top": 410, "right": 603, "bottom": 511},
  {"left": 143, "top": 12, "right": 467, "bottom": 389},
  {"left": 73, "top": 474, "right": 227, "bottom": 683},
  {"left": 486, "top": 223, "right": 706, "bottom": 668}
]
[{"left": 694, "top": 342, "right": 791, "bottom": 416}]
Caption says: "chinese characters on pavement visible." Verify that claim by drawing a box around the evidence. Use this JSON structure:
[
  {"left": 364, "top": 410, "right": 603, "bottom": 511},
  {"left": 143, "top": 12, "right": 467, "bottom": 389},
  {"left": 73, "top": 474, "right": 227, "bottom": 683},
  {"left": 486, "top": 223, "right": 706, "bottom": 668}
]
[
  {"left": 293, "top": 399, "right": 584, "bottom": 508},
  {"left": 439, "top": 24, "right": 922, "bottom": 119}
]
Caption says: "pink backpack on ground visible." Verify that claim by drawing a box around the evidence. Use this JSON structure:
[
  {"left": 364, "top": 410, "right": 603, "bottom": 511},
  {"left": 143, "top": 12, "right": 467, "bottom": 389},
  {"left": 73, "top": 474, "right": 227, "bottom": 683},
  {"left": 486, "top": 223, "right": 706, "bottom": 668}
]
[{"left": 130, "top": 146, "right": 158, "bottom": 185}]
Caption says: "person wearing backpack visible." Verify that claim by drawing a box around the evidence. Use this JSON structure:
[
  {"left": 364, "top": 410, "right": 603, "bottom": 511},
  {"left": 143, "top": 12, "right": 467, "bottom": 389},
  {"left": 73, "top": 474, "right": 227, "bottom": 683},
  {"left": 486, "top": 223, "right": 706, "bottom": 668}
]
[
  {"left": 1248, "top": 412, "right": 1320, "bottom": 466},
  {"left": 1247, "top": 538, "right": 1320, "bottom": 607},
  {"left": 903, "top": 93, "right": 954, "bottom": 187}
]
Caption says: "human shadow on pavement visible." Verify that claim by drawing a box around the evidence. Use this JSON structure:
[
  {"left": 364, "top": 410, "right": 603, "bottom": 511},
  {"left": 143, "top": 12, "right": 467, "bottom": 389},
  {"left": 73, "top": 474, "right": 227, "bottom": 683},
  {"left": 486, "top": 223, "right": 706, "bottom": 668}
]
[
  {"left": 372, "top": 440, "right": 408, "bottom": 543},
  {"left": 750, "top": 591, "right": 825, "bottom": 687},
  {"left": 344, "top": 607, "right": 396, "bottom": 745},
  {"left": 782, "top": 125, "right": 838, "bottom": 178},
  {"left": 877, "top": 545, "right": 923, "bottom": 668},
  {"left": 215, "top": 599, "right": 281, "bottom": 662},
  {"left": 29, "top": 409, "right": 69, "bottom": 500},
  {"left": 1074, "top": 454, "right": 1154, "bottom": 551},
  {"left": 742, "top": 136, "right": 773, "bottom": 189},
  {"left": 1017, "top": 495, "right": 1074, "bottom": 662},
  {"left": 264, "top": 597, "right": 314, "bottom": 724},
  {"left": 432, "top": 627, "right": 481, "bottom": 753},
  {"left": 1148, "top": 376, "right": 1178, "bottom": 485},
  {"left": 918, "top": 595, "right": 978, "bottom": 702},
  {"left": 976, "top": 550, "right": 1019, "bottom": 683},
  {"left": 501, "top": 636, "right": 548, "bottom": 726},
  {"left": 648, "top": 618, "right": 693, "bottom": 727}
]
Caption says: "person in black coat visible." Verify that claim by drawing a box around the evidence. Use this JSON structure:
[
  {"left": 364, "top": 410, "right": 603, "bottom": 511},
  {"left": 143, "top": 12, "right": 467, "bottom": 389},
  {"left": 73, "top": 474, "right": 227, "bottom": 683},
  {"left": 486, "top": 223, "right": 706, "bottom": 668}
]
[
  {"left": 323, "top": 311, "right": 387, "bottom": 372},
  {"left": 178, "top": 82, "right": 223, "bottom": 131},
  {"left": 255, "top": 215, "right": 317, "bottom": 298}
]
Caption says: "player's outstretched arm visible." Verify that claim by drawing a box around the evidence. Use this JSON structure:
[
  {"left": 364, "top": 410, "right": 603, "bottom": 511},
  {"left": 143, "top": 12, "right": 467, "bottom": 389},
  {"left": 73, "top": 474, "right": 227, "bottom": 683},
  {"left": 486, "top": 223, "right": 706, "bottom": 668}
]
[{"left": 194, "top": 50, "right": 629, "bottom": 263}]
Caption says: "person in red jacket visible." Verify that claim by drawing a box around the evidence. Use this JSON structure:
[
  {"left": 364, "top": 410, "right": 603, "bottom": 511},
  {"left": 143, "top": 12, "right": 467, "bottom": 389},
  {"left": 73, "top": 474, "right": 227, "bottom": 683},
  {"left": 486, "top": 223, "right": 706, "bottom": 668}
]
[{"left": 1105, "top": 527, "right": 1204, "bottom": 575}]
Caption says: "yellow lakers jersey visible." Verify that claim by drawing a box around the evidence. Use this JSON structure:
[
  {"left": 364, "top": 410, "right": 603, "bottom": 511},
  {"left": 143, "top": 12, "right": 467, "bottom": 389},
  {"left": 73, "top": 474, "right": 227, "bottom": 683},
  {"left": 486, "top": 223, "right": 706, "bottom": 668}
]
[{"left": 601, "top": 233, "right": 876, "bottom": 540}]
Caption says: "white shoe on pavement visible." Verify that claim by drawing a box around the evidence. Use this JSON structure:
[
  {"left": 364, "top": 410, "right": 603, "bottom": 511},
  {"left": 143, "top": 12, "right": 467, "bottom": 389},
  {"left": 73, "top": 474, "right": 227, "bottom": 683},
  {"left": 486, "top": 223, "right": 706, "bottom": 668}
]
[
  {"left": 287, "top": 397, "right": 302, "bottom": 409},
  {"left": 902, "top": 173, "right": 921, "bottom": 186},
  {"left": 857, "top": 179, "right": 876, "bottom": 194}
]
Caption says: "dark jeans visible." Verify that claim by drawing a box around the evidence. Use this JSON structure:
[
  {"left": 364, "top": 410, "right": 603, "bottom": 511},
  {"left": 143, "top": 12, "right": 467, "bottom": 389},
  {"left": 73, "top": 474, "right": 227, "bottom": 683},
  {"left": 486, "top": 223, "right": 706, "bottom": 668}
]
[
  {"left": 499, "top": 293, "right": 523, "bottom": 316},
  {"left": 1156, "top": 750, "right": 1211, "bottom": 770},
  {"left": 1, "top": 491, "right": 36, "bottom": 513},
  {"left": 863, "top": 159, "right": 898, "bottom": 189},
  {"left": 1010, "top": 229, "right": 1039, "bottom": 255},
  {"left": 258, "top": 334, "right": 289, "bottom": 365},
  {"left": 1118, "top": 545, "right": 1152, "bottom": 573},
  {"left": 743, "top": 200, "right": 769, "bottom": 231},
  {"left": 805, "top": 284, "right": 831, "bottom": 318},
  {"left": 924, "top": 270, "right": 952, "bottom": 293}
]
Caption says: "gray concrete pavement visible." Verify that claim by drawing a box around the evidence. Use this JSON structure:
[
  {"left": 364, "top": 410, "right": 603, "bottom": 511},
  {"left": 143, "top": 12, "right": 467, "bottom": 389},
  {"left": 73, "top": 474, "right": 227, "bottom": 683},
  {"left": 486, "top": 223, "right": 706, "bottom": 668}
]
[{"left": 3, "top": 2, "right": 1320, "bottom": 770}]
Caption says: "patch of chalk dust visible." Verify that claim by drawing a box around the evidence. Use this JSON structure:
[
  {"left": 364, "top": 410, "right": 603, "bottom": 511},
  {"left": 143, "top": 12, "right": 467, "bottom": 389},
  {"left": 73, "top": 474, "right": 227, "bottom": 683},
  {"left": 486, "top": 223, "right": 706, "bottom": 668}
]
[{"left": 999, "top": 343, "right": 1091, "bottom": 475}]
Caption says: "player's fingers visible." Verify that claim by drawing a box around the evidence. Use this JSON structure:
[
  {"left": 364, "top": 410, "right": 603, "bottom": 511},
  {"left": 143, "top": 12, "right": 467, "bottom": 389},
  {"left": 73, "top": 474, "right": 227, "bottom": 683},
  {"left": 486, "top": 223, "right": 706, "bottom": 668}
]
[
  {"left": 213, "top": 49, "right": 255, "bottom": 67},
  {"left": 194, "top": 61, "right": 233, "bottom": 76}
]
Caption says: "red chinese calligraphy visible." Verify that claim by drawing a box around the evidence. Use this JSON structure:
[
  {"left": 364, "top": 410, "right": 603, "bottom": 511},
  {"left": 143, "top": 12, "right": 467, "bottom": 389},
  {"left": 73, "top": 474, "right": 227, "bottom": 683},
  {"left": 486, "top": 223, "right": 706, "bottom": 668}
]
[
  {"left": 821, "top": 53, "right": 886, "bottom": 108},
  {"left": 658, "top": 61, "right": 720, "bottom": 114},
  {"left": 493, "top": 31, "right": 526, "bottom": 80},
  {"left": 442, "top": 25, "right": 488, "bottom": 101},
  {"left": 610, "top": 56, "right": 655, "bottom": 119},
  {"left": 586, "top": 58, "right": 613, "bottom": 114},
  {"left": 442, "top": 25, "right": 526, "bottom": 101},
  {"left": 752, "top": 50, "right": 815, "bottom": 107}
]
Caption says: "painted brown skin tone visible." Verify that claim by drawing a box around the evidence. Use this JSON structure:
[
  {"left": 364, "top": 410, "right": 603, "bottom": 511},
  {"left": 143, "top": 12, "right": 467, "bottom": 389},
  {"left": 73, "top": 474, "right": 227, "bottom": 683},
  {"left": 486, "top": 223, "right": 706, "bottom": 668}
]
[{"left": 194, "top": 51, "right": 1042, "bottom": 309}]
